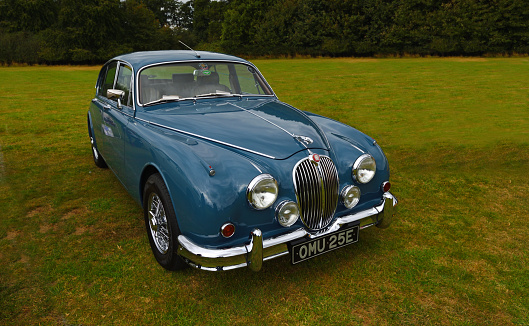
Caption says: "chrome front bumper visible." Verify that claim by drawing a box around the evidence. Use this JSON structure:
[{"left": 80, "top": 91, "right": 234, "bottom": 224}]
[{"left": 177, "top": 192, "right": 397, "bottom": 272}]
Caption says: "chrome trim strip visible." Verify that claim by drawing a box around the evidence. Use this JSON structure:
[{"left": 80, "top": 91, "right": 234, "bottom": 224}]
[
  {"left": 287, "top": 104, "right": 333, "bottom": 151},
  {"left": 92, "top": 98, "right": 111, "bottom": 110},
  {"left": 134, "top": 117, "right": 277, "bottom": 159},
  {"left": 263, "top": 251, "right": 289, "bottom": 261},
  {"left": 92, "top": 97, "right": 134, "bottom": 118},
  {"left": 249, "top": 162, "right": 263, "bottom": 173},
  {"left": 229, "top": 102, "right": 295, "bottom": 137},
  {"left": 116, "top": 61, "right": 136, "bottom": 111},
  {"left": 177, "top": 192, "right": 397, "bottom": 271},
  {"left": 231, "top": 99, "right": 316, "bottom": 150},
  {"left": 350, "top": 144, "right": 365, "bottom": 154},
  {"left": 331, "top": 133, "right": 366, "bottom": 154}
]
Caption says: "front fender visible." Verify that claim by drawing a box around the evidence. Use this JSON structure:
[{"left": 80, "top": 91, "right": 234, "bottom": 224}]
[
  {"left": 307, "top": 113, "right": 390, "bottom": 201},
  {"left": 128, "top": 121, "right": 280, "bottom": 249}
]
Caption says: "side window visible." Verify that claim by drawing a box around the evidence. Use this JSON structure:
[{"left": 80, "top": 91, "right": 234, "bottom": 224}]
[
  {"left": 116, "top": 64, "right": 133, "bottom": 106},
  {"left": 99, "top": 62, "right": 117, "bottom": 97}
]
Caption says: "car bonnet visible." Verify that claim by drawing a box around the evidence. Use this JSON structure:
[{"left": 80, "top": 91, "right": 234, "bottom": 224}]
[{"left": 138, "top": 98, "right": 330, "bottom": 160}]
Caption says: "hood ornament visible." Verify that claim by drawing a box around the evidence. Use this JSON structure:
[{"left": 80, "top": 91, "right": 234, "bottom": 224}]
[{"left": 294, "top": 135, "right": 313, "bottom": 146}]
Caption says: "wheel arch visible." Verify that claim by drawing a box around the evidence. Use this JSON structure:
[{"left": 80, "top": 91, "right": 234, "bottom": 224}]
[
  {"left": 87, "top": 111, "right": 93, "bottom": 138},
  {"left": 87, "top": 110, "right": 97, "bottom": 147},
  {"left": 139, "top": 164, "right": 163, "bottom": 209}
]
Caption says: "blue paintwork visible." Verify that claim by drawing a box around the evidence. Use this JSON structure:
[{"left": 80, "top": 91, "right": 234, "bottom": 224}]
[
  {"left": 140, "top": 99, "right": 329, "bottom": 159},
  {"left": 88, "top": 51, "right": 391, "bottom": 249}
]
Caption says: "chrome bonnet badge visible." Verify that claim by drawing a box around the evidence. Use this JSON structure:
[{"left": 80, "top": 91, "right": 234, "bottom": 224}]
[{"left": 310, "top": 153, "right": 321, "bottom": 163}]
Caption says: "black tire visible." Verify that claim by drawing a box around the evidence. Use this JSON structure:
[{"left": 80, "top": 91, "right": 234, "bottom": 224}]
[
  {"left": 88, "top": 114, "right": 107, "bottom": 168},
  {"left": 90, "top": 136, "right": 107, "bottom": 168},
  {"left": 143, "top": 173, "right": 187, "bottom": 271}
]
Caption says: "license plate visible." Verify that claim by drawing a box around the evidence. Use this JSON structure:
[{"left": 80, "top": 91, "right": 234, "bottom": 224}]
[{"left": 290, "top": 224, "right": 359, "bottom": 264}]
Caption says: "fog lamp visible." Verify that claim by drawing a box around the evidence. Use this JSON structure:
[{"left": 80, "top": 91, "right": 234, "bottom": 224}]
[
  {"left": 276, "top": 201, "right": 299, "bottom": 227},
  {"left": 341, "top": 185, "right": 361, "bottom": 209}
]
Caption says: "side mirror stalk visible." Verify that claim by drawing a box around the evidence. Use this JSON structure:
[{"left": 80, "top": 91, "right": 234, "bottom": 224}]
[{"left": 106, "top": 89, "right": 125, "bottom": 109}]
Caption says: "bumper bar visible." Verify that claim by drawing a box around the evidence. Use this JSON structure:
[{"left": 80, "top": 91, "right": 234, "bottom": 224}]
[{"left": 177, "top": 192, "right": 397, "bottom": 272}]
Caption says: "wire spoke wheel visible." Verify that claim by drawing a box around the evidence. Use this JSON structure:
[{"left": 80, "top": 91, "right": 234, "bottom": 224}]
[
  {"left": 148, "top": 193, "right": 169, "bottom": 254},
  {"left": 143, "top": 173, "right": 187, "bottom": 271}
]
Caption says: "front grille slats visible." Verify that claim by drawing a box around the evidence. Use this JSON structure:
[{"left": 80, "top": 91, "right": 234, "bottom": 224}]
[{"left": 293, "top": 155, "right": 339, "bottom": 230}]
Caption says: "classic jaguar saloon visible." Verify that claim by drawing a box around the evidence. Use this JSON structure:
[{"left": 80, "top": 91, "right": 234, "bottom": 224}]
[{"left": 88, "top": 50, "right": 397, "bottom": 271}]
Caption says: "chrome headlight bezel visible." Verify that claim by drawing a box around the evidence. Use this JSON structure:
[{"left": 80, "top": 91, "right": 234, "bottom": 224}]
[
  {"left": 247, "top": 174, "right": 278, "bottom": 210},
  {"left": 352, "top": 154, "right": 376, "bottom": 184}
]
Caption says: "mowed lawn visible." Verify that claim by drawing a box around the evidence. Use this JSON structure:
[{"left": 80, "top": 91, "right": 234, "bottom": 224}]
[{"left": 0, "top": 58, "right": 528, "bottom": 325}]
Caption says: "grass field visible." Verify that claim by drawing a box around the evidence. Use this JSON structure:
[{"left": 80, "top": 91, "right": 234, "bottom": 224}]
[{"left": 0, "top": 58, "right": 528, "bottom": 325}]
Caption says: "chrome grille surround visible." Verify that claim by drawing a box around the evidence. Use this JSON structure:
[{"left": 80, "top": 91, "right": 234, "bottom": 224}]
[{"left": 293, "top": 155, "right": 339, "bottom": 230}]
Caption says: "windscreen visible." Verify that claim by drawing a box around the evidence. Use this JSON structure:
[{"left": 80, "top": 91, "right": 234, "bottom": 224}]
[{"left": 139, "top": 61, "right": 273, "bottom": 105}]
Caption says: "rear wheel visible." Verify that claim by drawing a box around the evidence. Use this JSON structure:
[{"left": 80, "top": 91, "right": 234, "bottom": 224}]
[
  {"left": 90, "top": 137, "right": 107, "bottom": 168},
  {"left": 143, "top": 173, "right": 187, "bottom": 271}
]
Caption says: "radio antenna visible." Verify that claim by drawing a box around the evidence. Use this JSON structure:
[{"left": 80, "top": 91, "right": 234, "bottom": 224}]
[{"left": 179, "top": 40, "right": 200, "bottom": 58}]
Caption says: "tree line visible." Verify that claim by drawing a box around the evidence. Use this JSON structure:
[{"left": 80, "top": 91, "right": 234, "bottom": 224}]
[{"left": 1, "top": 0, "right": 528, "bottom": 65}]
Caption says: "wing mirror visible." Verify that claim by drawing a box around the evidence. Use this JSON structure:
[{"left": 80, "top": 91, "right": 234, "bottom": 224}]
[{"left": 106, "top": 89, "right": 125, "bottom": 109}]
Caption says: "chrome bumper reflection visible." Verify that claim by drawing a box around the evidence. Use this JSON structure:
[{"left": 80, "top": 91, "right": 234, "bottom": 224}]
[{"left": 177, "top": 192, "right": 397, "bottom": 272}]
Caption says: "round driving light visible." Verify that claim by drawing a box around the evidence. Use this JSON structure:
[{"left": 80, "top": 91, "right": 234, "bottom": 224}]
[
  {"left": 220, "top": 223, "right": 235, "bottom": 238},
  {"left": 382, "top": 181, "right": 391, "bottom": 193},
  {"left": 276, "top": 201, "right": 299, "bottom": 227},
  {"left": 247, "top": 174, "right": 278, "bottom": 210},
  {"left": 341, "top": 185, "right": 361, "bottom": 209},
  {"left": 353, "top": 154, "right": 376, "bottom": 184}
]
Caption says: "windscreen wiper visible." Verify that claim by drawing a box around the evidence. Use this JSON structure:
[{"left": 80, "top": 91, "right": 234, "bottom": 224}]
[
  {"left": 143, "top": 96, "right": 181, "bottom": 107},
  {"left": 194, "top": 91, "right": 242, "bottom": 98}
]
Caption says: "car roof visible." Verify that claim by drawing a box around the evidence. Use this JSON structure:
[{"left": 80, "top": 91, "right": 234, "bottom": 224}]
[{"left": 112, "top": 50, "right": 249, "bottom": 70}]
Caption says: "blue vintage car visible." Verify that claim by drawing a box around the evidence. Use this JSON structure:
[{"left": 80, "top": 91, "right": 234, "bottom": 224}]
[{"left": 87, "top": 50, "right": 397, "bottom": 271}]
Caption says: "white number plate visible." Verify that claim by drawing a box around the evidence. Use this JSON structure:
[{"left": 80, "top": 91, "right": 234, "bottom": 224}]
[{"left": 290, "top": 224, "right": 359, "bottom": 264}]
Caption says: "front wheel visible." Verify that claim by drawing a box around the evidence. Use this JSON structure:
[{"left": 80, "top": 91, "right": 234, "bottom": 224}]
[{"left": 143, "top": 173, "right": 187, "bottom": 271}]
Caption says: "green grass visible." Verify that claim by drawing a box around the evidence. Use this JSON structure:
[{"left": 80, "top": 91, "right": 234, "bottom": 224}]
[{"left": 1, "top": 58, "right": 528, "bottom": 325}]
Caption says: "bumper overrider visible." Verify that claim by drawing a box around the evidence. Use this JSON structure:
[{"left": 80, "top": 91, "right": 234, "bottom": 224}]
[{"left": 177, "top": 192, "right": 397, "bottom": 272}]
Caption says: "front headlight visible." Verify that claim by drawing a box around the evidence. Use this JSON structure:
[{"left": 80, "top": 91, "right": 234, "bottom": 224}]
[
  {"left": 353, "top": 154, "right": 376, "bottom": 184},
  {"left": 247, "top": 174, "right": 278, "bottom": 210}
]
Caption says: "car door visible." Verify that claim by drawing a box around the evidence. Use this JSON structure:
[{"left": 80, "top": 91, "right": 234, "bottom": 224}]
[{"left": 90, "top": 61, "right": 134, "bottom": 182}]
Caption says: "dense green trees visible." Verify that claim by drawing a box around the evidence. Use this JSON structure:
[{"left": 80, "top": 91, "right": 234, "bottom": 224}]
[
  {"left": 1, "top": 0, "right": 528, "bottom": 64},
  {"left": 0, "top": 0, "right": 188, "bottom": 64}
]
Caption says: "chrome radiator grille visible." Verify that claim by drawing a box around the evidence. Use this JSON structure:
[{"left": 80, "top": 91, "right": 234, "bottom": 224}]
[{"left": 293, "top": 155, "right": 339, "bottom": 230}]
